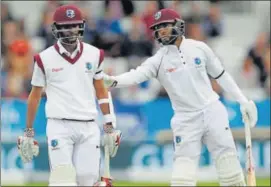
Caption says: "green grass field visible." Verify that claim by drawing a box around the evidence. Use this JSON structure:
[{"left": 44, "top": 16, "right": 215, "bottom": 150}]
[{"left": 5, "top": 178, "right": 270, "bottom": 186}]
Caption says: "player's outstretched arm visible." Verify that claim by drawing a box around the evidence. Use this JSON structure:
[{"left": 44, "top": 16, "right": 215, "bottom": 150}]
[{"left": 103, "top": 57, "right": 158, "bottom": 88}]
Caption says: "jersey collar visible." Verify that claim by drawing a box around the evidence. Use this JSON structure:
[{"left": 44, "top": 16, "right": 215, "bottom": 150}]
[
  {"left": 56, "top": 40, "right": 81, "bottom": 56},
  {"left": 164, "top": 36, "right": 186, "bottom": 53},
  {"left": 54, "top": 40, "right": 83, "bottom": 64}
]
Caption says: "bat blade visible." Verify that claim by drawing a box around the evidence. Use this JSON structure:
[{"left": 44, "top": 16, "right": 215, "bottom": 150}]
[
  {"left": 103, "top": 145, "right": 111, "bottom": 178},
  {"left": 245, "top": 119, "right": 256, "bottom": 186}
]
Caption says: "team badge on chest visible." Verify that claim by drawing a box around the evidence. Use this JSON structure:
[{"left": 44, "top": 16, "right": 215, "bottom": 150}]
[
  {"left": 85, "top": 62, "right": 93, "bottom": 73},
  {"left": 194, "top": 57, "right": 201, "bottom": 65},
  {"left": 194, "top": 57, "right": 203, "bottom": 68}
]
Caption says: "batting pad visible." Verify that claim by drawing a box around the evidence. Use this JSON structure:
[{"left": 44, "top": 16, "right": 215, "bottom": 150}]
[
  {"left": 49, "top": 164, "right": 77, "bottom": 186},
  {"left": 171, "top": 156, "right": 198, "bottom": 186},
  {"left": 215, "top": 151, "right": 246, "bottom": 186}
]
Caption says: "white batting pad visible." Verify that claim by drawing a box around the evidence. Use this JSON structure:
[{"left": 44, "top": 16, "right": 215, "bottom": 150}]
[
  {"left": 49, "top": 164, "right": 77, "bottom": 186},
  {"left": 171, "top": 156, "right": 198, "bottom": 186},
  {"left": 215, "top": 151, "right": 246, "bottom": 186}
]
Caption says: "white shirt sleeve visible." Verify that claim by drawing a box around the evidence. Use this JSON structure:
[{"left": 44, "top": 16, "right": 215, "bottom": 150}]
[
  {"left": 31, "top": 63, "right": 46, "bottom": 87},
  {"left": 216, "top": 71, "right": 248, "bottom": 104},
  {"left": 113, "top": 56, "right": 159, "bottom": 87},
  {"left": 201, "top": 42, "right": 225, "bottom": 79}
]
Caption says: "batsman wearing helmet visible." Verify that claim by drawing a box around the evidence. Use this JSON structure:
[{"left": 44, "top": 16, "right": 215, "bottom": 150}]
[
  {"left": 17, "top": 4, "right": 121, "bottom": 186},
  {"left": 104, "top": 8, "right": 258, "bottom": 186}
]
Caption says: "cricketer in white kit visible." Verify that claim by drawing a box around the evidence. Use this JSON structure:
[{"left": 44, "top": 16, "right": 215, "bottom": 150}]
[
  {"left": 104, "top": 9, "right": 258, "bottom": 186},
  {"left": 17, "top": 5, "right": 122, "bottom": 186}
]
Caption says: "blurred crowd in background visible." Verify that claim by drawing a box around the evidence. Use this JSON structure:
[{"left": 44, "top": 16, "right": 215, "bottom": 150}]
[{"left": 1, "top": 0, "right": 270, "bottom": 103}]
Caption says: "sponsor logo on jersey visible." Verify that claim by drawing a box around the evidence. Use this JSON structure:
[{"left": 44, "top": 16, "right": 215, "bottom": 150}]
[
  {"left": 66, "top": 9, "right": 75, "bottom": 18},
  {"left": 52, "top": 68, "right": 63, "bottom": 72},
  {"left": 51, "top": 139, "right": 59, "bottom": 150},
  {"left": 166, "top": 67, "right": 177, "bottom": 73}
]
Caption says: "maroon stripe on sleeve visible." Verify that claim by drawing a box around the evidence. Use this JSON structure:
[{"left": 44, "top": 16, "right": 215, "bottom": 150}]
[
  {"left": 98, "top": 49, "right": 104, "bottom": 68},
  {"left": 34, "top": 54, "right": 45, "bottom": 74}
]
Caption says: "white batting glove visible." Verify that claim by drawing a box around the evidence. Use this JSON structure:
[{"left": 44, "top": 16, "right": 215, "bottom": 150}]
[
  {"left": 103, "top": 73, "right": 118, "bottom": 88},
  {"left": 17, "top": 128, "right": 39, "bottom": 163},
  {"left": 103, "top": 124, "right": 122, "bottom": 158},
  {"left": 240, "top": 100, "right": 258, "bottom": 128}
]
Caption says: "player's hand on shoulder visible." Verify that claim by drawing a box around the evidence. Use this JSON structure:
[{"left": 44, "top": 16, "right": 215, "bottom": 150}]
[
  {"left": 103, "top": 123, "right": 122, "bottom": 158},
  {"left": 17, "top": 128, "right": 39, "bottom": 163},
  {"left": 103, "top": 73, "right": 118, "bottom": 88},
  {"left": 240, "top": 100, "right": 258, "bottom": 128}
]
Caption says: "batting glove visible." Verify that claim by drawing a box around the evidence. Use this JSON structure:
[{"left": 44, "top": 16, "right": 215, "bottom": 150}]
[
  {"left": 240, "top": 100, "right": 258, "bottom": 128},
  {"left": 17, "top": 128, "right": 39, "bottom": 163},
  {"left": 103, "top": 124, "right": 122, "bottom": 158},
  {"left": 103, "top": 73, "right": 118, "bottom": 88}
]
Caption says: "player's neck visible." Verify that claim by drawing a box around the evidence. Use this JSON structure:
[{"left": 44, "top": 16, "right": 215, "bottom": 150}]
[
  {"left": 62, "top": 42, "right": 78, "bottom": 54},
  {"left": 175, "top": 36, "right": 183, "bottom": 49}
]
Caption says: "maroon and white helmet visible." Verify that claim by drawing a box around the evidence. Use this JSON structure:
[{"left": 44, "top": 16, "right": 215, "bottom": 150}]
[
  {"left": 51, "top": 4, "right": 85, "bottom": 45},
  {"left": 149, "top": 8, "right": 185, "bottom": 45}
]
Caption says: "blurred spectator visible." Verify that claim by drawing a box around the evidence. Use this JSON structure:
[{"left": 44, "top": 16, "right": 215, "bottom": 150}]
[
  {"left": 43, "top": 0, "right": 62, "bottom": 12},
  {"left": 184, "top": 2, "right": 206, "bottom": 41},
  {"left": 202, "top": 3, "right": 223, "bottom": 38},
  {"left": 120, "top": 14, "right": 153, "bottom": 57},
  {"left": 83, "top": 14, "right": 100, "bottom": 46},
  {"left": 186, "top": 22, "right": 207, "bottom": 41},
  {"left": 37, "top": 7, "right": 56, "bottom": 48},
  {"left": 2, "top": 21, "right": 23, "bottom": 56},
  {"left": 168, "top": 0, "right": 182, "bottom": 13},
  {"left": 243, "top": 32, "right": 269, "bottom": 88},
  {"left": 1, "top": 2, "right": 14, "bottom": 23},
  {"left": 263, "top": 40, "right": 270, "bottom": 96},
  {"left": 94, "top": 5, "right": 125, "bottom": 57},
  {"left": 105, "top": 0, "right": 135, "bottom": 18},
  {"left": 141, "top": 1, "right": 159, "bottom": 41},
  {"left": 1, "top": 39, "right": 33, "bottom": 98},
  {"left": 184, "top": 2, "right": 203, "bottom": 25}
]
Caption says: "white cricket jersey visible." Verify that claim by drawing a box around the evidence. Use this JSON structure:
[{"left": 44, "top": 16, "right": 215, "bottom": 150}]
[
  {"left": 114, "top": 36, "right": 225, "bottom": 112},
  {"left": 31, "top": 41, "right": 104, "bottom": 120}
]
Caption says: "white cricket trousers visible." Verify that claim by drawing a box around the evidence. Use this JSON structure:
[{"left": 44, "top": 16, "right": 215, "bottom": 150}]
[
  {"left": 46, "top": 118, "right": 101, "bottom": 186},
  {"left": 171, "top": 100, "right": 237, "bottom": 161}
]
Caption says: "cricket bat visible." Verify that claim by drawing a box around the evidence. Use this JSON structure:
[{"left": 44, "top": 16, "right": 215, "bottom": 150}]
[
  {"left": 101, "top": 145, "right": 113, "bottom": 186},
  {"left": 244, "top": 118, "right": 256, "bottom": 186}
]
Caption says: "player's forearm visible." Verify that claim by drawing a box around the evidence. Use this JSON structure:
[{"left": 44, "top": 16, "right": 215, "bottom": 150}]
[
  {"left": 216, "top": 71, "right": 248, "bottom": 104},
  {"left": 113, "top": 69, "right": 149, "bottom": 88},
  {"left": 26, "top": 93, "right": 42, "bottom": 129},
  {"left": 94, "top": 80, "right": 116, "bottom": 129},
  {"left": 97, "top": 91, "right": 110, "bottom": 115}
]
